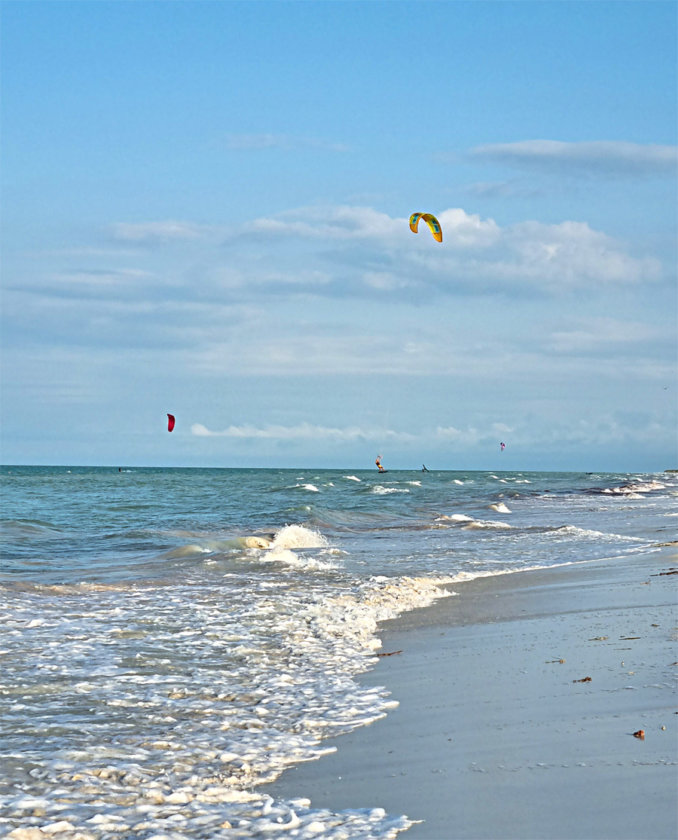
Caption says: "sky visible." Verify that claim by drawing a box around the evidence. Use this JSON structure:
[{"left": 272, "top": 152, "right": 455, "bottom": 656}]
[{"left": 1, "top": 0, "right": 676, "bottom": 471}]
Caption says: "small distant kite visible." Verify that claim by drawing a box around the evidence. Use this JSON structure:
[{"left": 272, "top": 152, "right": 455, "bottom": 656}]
[
  {"left": 500, "top": 442, "right": 506, "bottom": 452},
  {"left": 167, "top": 414, "right": 176, "bottom": 432},
  {"left": 409, "top": 212, "right": 442, "bottom": 243}
]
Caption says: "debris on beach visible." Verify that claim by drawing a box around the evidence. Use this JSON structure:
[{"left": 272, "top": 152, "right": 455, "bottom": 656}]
[
  {"left": 573, "top": 676, "right": 592, "bottom": 683},
  {"left": 632, "top": 729, "right": 645, "bottom": 739},
  {"left": 377, "top": 650, "right": 403, "bottom": 658},
  {"left": 546, "top": 658, "right": 566, "bottom": 664},
  {"left": 589, "top": 636, "right": 608, "bottom": 641},
  {"left": 651, "top": 568, "right": 678, "bottom": 576}
]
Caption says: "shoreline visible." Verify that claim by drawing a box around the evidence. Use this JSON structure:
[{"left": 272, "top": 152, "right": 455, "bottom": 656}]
[{"left": 267, "top": 547, "right": 678, "bottom": 839}]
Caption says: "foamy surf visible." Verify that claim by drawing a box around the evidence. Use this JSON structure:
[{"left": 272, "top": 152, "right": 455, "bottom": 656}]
[
  {"left": 242, "top": 525, "right": 335, "bottom": 570},
  {"left": 463, "top": 519, "right": 513, "bottom": 530},
  {"left": 2, "top": 465, "right": 675, "bottom": 840},
  {"left": 550, "top": 524, "right": 645, "bottom": 542},
  {"left": 269, "top": 524, "right": 329, "bottom": 550},
  {"left": 435, "top": 513, "right": 512, "bottom": 530},
  {"left": 437, "top": 513, "right": 474, "bottom": 523},
  {"left": 601, "top": 480, "right": 665, "bottom": 494},
  {"left": 0, "top": 567, "right": 449, "bottom": 840}
]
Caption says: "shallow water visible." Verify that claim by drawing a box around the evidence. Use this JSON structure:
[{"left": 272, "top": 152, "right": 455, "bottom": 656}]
[{"left": 1, "top": 466, "right": 676, "bottom": 838}]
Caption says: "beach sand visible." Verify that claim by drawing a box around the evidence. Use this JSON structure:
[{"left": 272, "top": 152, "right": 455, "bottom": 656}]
[{"left": 267, "top": 548, "right": 678, "bottom": 839}]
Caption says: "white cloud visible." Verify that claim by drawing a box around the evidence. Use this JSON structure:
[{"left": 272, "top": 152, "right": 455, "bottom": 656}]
[
  {"left": 191, "top": 422, "right": 416, "bottom": 443},
  {"left": 228, "top": 205, "right": 661, "bottom": 293},
  {"left": 435, "top": 423, "right": 512, "bottom": 446},
  {"left": 111, "top": 221, "right": 212, "bottom": 243},
  {"left": 246, "top": 205, "right": 401, "bottom": 241},
  {"left": 190, "top": 421, "right": 527, "bottom": 449},
  {"left": 12, "top": 204, "right": 659, "bottom": 372},
  {"left": 50, "top": 267, "right": 154, "bottom": 288},
  {"left": 462, "top": 179, "right": 540, "bottom": 199},
  {"left": 547, "top": 316, "right": 661, "bottom": 353},
  {"left": 10, "top": 203, "right": 667, "bottom": 379},
  {"left": 530, "top": 415, "right": 671, "bottom": 447},
  {"left": 436, "top": 208, "right": 501, "bottom": 248},
  {"left": 492, "top": 220, "right": 661, "bottom": 287},
  {"left": 469, "top": 140, "right": 678, "bottom": 177}
]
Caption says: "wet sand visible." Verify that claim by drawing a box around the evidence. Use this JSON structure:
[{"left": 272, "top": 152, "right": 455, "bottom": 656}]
[{"left": 267, "top": 548, "right": 678, "bottom": 839}]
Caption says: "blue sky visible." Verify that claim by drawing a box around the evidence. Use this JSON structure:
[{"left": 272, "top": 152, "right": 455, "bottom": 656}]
[{"left": 1, "top": 0, "right": 676, "bottom": 471}]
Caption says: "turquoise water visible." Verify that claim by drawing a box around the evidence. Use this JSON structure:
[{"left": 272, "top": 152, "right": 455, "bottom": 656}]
[{"left": 1, "top": 466, "right": 676, "bottom": 838}]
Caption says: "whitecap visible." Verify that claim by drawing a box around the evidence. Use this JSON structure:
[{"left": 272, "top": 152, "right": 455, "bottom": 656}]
[
  {"left": 261, "top": 545, "right": 336, "bottom": 572},
  {"left": 552, "top": 525, "right": 644, "bottom": 542},
  {"left": 240, "top": 536, "right": 273, "bottom": 549},
  {"left": 462, "top": 519, "right": 513, "bottom": 530},
  {"left": 601, "top": 480, "right": 665, "bottom": 495},
  {"left": 25, "top": 618, "right": 45, "bottom": 628},
  {"left": 269, "top": 524, "right": 328, "bottom": 550},
  {"left": 344, "top": 475, "right": 361, "bottom": 482},
  {"left": 489, "top": 503, "right": 512, "bottom": 514}
]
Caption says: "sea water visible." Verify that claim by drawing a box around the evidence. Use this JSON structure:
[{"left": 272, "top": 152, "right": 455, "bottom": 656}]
[{"left": 1, "top": 467, "right": 676, "bottom": 839}]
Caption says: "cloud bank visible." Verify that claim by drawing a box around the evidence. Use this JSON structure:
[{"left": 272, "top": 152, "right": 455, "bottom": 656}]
[
  {"left": 469, "top": 140, "right": 678, "bottom": 177},
  {"left": 223, "top": 205, "right": 662, "bottom": 294}
]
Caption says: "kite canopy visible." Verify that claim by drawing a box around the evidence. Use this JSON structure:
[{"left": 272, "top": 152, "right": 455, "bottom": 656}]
[
  {"left": 167, "top": 414, "right": 176, "bottom": 432},
  {"left": 409, "top": 212, "right": 442, "bottom": 243}
]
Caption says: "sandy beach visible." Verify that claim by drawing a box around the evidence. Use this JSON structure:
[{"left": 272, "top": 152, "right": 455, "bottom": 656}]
[{"left": 268, "top": 547, "right": 678, "bottom": 840}]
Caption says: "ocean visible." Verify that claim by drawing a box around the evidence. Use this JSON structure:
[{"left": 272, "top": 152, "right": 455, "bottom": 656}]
[{"left": 1, "top": 466, "right": 676, "bottom": 839}]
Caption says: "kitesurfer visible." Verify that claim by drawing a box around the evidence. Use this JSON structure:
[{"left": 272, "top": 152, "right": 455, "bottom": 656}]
[{"left": 409, "top": 212, "right": 443, "bottom": 243}]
